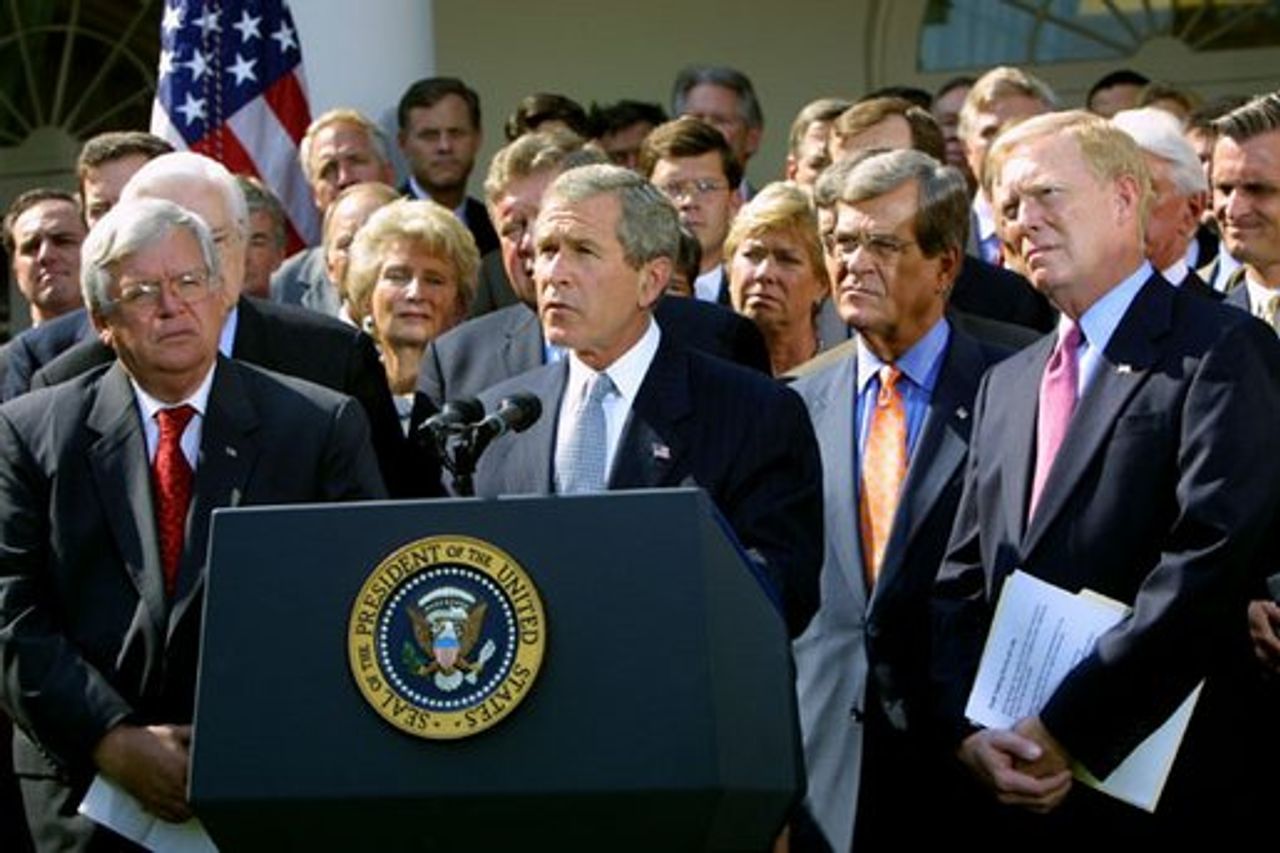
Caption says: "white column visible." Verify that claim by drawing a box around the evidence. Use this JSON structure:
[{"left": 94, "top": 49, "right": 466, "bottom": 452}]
[{"left": 290, "top": 0, "right": 434, "bottom": 180}]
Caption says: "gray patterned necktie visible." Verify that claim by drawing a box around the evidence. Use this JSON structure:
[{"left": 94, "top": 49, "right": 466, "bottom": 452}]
[{"left": 555, "top": 372, "right": 615, "bottom": 494}]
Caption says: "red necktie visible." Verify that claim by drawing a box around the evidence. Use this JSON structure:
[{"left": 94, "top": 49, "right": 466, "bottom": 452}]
[
  {"left": 1029, "top": 323, "right": 1082, "bottom": 520},
  {"left": 859, "top": 366, "right": 907, "bottom": 584},
  {"left": 153, "top": 405, "right": 196, "bottom": 597}
]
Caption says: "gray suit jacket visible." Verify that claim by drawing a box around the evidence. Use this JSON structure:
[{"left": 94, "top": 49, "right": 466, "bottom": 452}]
[
  {"left": 270, "top": 245, "right": 339, "bottom": 316},
  {"left": 789, "top": 325, "right": 1004, "bottom": 851},
  {"left": 0, "top": 357, "right": 386, "bottom": 848}
]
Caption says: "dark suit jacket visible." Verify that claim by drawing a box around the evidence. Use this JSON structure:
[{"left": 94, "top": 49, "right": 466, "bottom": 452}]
[
  {"left": 0, "top": 357, "right": 386, "bottom": 847},
  {"left": 932, "top": 275, "right": 1280, "bottom": 830},
  {"left": 0, "top": 309, "right": 94, "bottom": 402},
  {"left": 30, "top": 297, "right": 434, "bottom": 498},
  {"left": 471, "top": 334, "right": 823, "bottom": 637},
  {"left": 950, "top": 256, "right": 1056, "bottom": 333},
  {"left": 1178, "top": 268, "right": 1224, "bottom": 302},
  {"left": 790, "top": 324, "right": 1010, "bottom": 851},
  {"left": 417, "top": 298, "right": 770, "bottom": 409},
  {"left": 400, "top": 185, "right": 499, "bottom": 259},
  {"left": 468, "top": 250, "right": 521, "bottom": 319}
]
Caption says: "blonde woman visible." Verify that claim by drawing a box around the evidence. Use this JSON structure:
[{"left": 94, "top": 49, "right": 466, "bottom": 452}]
[{"left": 346, "top": 199, "right": 479, "bottom": 432}]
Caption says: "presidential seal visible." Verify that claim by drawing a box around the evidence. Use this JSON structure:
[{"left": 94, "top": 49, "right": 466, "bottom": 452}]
[{"left": 348, "top": 535, "right": 546, "bottom": 739}]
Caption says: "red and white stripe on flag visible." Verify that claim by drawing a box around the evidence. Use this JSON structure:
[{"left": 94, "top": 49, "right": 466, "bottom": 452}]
[{"left": 151, "top": 0, "right": 319, "bottom": 253}]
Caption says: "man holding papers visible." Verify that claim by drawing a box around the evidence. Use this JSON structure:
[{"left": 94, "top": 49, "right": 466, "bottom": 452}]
[{"left": 931, "top": 111, "right": 1280, "bottom": 839}]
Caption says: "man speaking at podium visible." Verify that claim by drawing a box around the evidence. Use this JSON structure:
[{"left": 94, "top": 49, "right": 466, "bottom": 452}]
[
  {"left": 469, "top": 164, "right": 823, "bottom": 636},
  {"left": 0, "top": 199, "right": 385, "bottom": 849}
]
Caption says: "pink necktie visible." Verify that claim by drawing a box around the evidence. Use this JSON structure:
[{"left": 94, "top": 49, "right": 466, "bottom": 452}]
[
  {"left": 1029, "top": 323, "right": 1081, "bottom": 520},
  {"left": 153, "top": 405, "right": 196, "bottom": 597}
]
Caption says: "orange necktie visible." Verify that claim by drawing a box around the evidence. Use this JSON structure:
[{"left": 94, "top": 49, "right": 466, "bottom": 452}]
[{"left": 859, "top": 366, "right": 907, "bottom": 584}]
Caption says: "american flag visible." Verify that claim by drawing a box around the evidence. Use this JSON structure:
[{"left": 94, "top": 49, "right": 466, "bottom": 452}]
[{"left": 151, "top": 0, "right": 319, "bottom": 252}]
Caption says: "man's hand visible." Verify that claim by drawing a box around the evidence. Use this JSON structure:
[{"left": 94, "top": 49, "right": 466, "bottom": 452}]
[
  {"left": 957, "top": 720, "right": 1073, "bottom": 813},
  {"left": 1247, "top": 599, "right": 1280, "bottom": 674},
  {"left": 91, "top": 724, "right": 192, "bottom": 822}
]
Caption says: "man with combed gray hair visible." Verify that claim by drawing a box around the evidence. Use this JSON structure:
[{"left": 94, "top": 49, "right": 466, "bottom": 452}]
[
  {"left": 1112, "top": 107, "right": 1220, "bottom": 298},
  {"left": 275, "top": 108, "right": 396, "bottom": 309},
  {"left": 0, "top": 197, "right": 385, "bottom": 847},
  {"left": 30, "top": 151, "right": 426, "bottom": 498},
  {"left": 470, "top": 163, "right": 822, "bottom": 637},
  {"left": 415, "top": 131, "right": 768, "bottom": 414},
  {"left": 787, "top": 149, "right": 1019, "bottom": 851}
]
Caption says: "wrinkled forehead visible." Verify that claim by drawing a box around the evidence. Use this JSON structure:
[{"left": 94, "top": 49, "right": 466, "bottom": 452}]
[
  {"left": 534, "top": 192, "right": 617, "bottom": 242},
  {"left": 15, "top": 199, "right": 82, "bottom": 234},
  {"left": 835, "top": 185, "right": 920, "bottom": 235}
]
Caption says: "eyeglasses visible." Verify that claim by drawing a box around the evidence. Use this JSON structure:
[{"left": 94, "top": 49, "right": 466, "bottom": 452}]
[
  {"left": 114, "top": 271, "right": 215, "bottom": 310},
  {"left": 656, "top": 179, "right": 729, "bottom": 201},
  {"left": 827, "top": 231, "right": 916, "bottom": 262}
]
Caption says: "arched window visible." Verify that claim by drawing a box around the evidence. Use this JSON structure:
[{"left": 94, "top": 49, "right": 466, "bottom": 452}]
[{"left": 920, "top": 0, "right": 1280, "bottom": 72}]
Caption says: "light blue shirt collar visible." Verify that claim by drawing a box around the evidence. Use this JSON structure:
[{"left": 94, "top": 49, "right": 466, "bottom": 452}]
[
  {"left": 855, "top": 316, "right": 950, "bottom": 397},
  {"left": 1070, "top": 261, "right": 1152, "bottom": 394}
]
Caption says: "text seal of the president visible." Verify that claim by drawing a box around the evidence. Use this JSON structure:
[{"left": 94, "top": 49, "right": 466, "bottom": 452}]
[{"left": 348, "top": 535, "right": 546, "bottom": 739}]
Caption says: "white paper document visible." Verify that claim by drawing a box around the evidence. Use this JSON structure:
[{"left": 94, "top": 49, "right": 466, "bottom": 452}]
[
  {"left": 964, "top": 570, "right": 1202, "bottom": 812},
  {"left": 78, "top": 774, "right": 218, "bottom": 852}
]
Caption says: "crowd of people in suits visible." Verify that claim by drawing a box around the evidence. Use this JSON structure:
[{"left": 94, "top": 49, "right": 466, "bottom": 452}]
[{"left": 1, "top": 59, "right": 1279, "bottom": 851}]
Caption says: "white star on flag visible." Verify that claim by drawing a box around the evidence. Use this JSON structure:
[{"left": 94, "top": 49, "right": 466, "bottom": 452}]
[
  {"left": 161, "top": 4, "right": 183, "bottom": 34},
  {"left": 193, "top": 8, "right": 221, "bottom": 36},
  {"left": 175, "top": 93, "right": 206, "bottom": 126},
  {"left": 185, "top": 49, "right": 209, "bottom": 82},
  {"left": 228, "top": 53, "right": 257, "bottom": 86},
  {"left": 233, "top": 10, "right": 262, "bottom": 42},
  {"left": 151, "top": 1, "right": 320, "bottom": 251},
  {"left": 271, "top": 22, "right": 297, "bottom": 53}
]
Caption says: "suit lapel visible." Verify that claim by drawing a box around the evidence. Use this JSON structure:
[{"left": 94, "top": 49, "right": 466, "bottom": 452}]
[
  {"left": 609, "top": 340, "right": 691, "bottom": 489},
  {"left": 482, "top": 362, "right": 563, "bottom": 494},
  {"left": 999, "top": 339, "right": 1051, "bottom": 546},
  {"left": 1022, "top": 278, "right": 1171, "bottom": 556},
  {"left": 1224, "top": 281, "right": 1249, "bottom": 313},
  {"left": 169, "top": 359, "right": 260, "bottom": 637},
  {"left": 873, "top": 329, "right": 983, "bottom": 605},
  {"left": 806, "top": 353, "right": 867, "bottom": 607},
  {"left": 86, "top": 364, "right": 168, "bottom": 629},
  {"left": 506, "top": 306, "right": 545, "bottom": 377},
  {"left": 229, "top": 297, "right": 266, "bottom": 360}
]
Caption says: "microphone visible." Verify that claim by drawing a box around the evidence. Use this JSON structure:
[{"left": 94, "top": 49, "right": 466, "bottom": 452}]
[
  {"left": 420, "top": 397, "right": 485, "bottom": 437},
  {"left": 474, "top": 393, "right": 542, "bottom": 443}
]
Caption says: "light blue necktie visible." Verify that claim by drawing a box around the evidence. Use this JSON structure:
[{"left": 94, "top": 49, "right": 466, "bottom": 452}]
[{"left": 555, "top": 372, "right": 615, "bottom": 494}]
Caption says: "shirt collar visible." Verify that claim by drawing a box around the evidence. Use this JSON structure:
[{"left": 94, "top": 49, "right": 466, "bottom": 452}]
[
  {"left": 1160, "top": 257, "right": 1189, "bottom": 287},
  {"left": 1075, "top": 261, "right": 1152, "bottom": 353},
  {"left": 564, "top": 318, "right": 661, "bottom": 409},
  {"left": 1244, "top": 273, "right": 1279, "bottom": 318},
  {"left": 855, "top": 316, "right": 950, "bottom": 395},
  {"left": 219, "top": 302, "right": 238, "bottom": 357},
  {"left": 972, "top": 194, "right": 996, "bottom": 239},
  {"left": 408, "top": 175, "right": 470, "bottom": 224},
  {"left": 693, "top": 266, "right": 723, "bottom": 302},
  {"left": 131, "top": 359, "right": 217, "bottom": 423}
]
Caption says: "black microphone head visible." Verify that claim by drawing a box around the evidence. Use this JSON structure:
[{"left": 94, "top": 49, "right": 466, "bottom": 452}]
[
  {"left": 499, "top": 393, "right": 542, "bottom": 433},
  {"left": 442, "top": 397, "right": 485, "bottom": 425}
]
